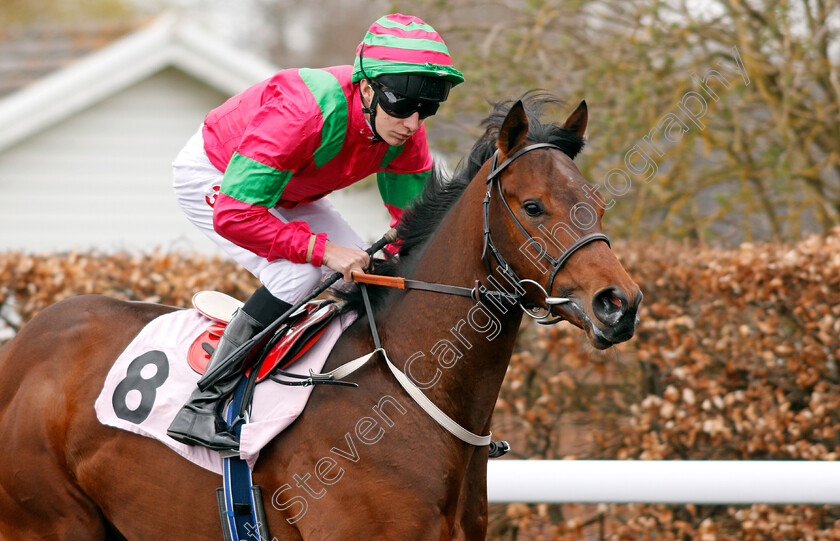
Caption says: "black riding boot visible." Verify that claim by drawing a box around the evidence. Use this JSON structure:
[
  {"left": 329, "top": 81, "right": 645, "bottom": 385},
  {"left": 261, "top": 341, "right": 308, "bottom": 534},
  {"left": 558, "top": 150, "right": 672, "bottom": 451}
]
[
  {"left": 166, "top": 308, "right": 263, "bottom": 450},
  {"left": 167, "top": 287, "right": 291, "bottom": 451}
]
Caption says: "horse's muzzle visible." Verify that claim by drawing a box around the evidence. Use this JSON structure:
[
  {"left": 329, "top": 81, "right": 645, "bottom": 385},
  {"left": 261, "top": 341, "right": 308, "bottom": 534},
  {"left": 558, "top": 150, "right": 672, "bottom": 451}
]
[
  {"left": 592, "top": 287, "right": 643, "bottom": 345},
  {"left": 559, "top": 288, "right": 642, "bottom": 349}
]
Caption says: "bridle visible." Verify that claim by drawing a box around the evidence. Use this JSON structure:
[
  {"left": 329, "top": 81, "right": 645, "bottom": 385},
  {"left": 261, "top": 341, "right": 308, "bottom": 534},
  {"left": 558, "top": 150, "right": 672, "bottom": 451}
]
[
  {"left": 269, "top": 143, "right": 613, "bottom": 451},
  {"left": 350, "top": 142, "right": 611, "bottom": 325},
  {"left": 481, "top": 143, "right": 610, "bottom": 321}
]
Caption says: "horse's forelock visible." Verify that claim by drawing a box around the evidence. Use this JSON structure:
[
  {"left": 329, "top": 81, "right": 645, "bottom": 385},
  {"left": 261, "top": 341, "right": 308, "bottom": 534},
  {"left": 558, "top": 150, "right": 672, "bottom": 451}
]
[{"left": 480, "top": 90, "right": 586, "bottom": 160}]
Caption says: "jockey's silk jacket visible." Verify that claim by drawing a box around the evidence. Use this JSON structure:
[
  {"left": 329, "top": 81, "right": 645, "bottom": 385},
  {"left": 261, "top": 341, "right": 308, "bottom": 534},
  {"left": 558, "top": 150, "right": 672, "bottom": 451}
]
[{"left": 202, "top": 65, "right": 432, "bottom": 267}]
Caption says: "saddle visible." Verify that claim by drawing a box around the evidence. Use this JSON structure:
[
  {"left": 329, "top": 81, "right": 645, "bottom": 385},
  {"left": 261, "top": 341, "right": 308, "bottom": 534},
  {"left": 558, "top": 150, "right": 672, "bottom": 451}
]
[
  {"left": 189, "top": 291, "right": 339, "bottom": 382},
  {"left": 189, "top": 291, "right": 341, "bottom": 541}
]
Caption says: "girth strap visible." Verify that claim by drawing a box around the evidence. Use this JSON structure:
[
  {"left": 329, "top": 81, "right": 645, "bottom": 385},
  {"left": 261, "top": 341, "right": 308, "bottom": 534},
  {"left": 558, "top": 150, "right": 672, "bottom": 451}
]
[{"left": 217, "top": 381, "right": 270, "bottom": 541}]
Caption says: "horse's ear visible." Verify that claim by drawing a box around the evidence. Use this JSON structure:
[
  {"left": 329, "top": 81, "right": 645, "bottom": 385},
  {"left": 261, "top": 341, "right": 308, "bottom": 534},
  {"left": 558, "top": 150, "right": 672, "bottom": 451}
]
[
  {"left": 562, "top": 100, "right": 588, "bottom": 138},
  {"left": 497, "top": 100, "right": 529, "bottom": 158}
]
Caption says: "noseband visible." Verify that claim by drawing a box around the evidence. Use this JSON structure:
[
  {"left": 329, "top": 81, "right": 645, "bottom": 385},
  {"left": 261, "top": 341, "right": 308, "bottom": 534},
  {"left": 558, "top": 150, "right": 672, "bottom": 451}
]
[
  {"left": 263, "top": 145, "right": 615, "bottom": 453},
  {"left": 481, "top": 143, "right": 610, "bottom": 321},
  {"left": 351, "top": 143, "right": 611, "bottom": 324}
]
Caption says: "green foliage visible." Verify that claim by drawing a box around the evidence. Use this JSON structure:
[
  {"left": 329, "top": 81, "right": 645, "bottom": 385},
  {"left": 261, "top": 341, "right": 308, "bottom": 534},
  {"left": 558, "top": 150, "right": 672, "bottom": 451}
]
[{"left": 392, "top": 0, "right": 840, "bottom": 244}]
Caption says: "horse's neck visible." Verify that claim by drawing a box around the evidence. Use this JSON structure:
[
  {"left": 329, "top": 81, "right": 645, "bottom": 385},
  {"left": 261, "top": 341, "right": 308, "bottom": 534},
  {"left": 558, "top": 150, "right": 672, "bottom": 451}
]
[{"left": 378, "top": 176, "right": 523, "bottom": 435}]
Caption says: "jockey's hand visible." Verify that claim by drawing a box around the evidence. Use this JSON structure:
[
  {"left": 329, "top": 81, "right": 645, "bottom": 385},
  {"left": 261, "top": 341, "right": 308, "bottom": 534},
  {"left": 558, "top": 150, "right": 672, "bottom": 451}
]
[{"left": 322, "top": 241, "right": 370, "bottom": 282}]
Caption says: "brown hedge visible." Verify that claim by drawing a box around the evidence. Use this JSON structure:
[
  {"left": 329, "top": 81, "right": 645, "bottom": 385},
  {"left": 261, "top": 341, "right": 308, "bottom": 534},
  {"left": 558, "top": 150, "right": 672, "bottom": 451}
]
[
  {"left": 490, "top": 228, "right": 840, "bottom": 540},
  {"left": 2, "top": 229, "right": 839, "bottom": 540}
]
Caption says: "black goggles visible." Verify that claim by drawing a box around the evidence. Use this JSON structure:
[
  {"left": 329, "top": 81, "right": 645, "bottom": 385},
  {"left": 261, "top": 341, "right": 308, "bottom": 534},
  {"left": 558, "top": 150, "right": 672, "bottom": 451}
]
[
  {"left": 369, "top": 80, "right": 440, "bottom": 119},
  {"left": 358, "top": 44, "right": 446, "bottom": 120}
]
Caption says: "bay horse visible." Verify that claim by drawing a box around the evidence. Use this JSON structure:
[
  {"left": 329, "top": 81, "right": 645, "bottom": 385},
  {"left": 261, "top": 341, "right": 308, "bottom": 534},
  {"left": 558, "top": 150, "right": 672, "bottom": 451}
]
[{"left": 0, "top": 93, "right": 641, "bottom": 540}]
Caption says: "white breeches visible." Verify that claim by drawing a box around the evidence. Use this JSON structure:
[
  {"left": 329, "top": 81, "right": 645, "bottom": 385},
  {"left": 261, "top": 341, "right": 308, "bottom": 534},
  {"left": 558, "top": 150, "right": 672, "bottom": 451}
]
[{"left": 172, "top": 127, "right": 364, "bottom": 304}]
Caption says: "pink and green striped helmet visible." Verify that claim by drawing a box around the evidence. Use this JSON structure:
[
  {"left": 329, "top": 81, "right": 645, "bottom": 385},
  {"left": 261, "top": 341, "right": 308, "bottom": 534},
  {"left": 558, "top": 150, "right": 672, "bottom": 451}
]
[{"left": 352, "top": 14, "right": 464, "bottom": 88}]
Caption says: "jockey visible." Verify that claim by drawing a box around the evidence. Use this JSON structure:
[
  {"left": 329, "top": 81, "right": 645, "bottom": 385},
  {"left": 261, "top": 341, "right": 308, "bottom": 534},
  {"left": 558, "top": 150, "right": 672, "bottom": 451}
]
[{"left": 167, "top": 14, "right": 464, "bottom": 451}]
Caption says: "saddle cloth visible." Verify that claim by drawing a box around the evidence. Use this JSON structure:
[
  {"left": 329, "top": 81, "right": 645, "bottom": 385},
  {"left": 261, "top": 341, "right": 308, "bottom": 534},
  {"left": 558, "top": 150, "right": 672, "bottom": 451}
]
[
  {"left": 94, "top": 308, "right": 355, "bottom": 474},
  {"left": 188, "top": 299, "right": 340, "bottom": 381}
]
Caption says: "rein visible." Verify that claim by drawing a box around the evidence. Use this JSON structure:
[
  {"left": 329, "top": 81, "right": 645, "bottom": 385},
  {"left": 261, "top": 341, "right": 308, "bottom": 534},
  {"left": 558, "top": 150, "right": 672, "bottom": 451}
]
[
  {"left": 274, "top": 281, "right": 493, "bottom": 447},
  {"left": 353, "top": 143, "right": 612, "bottom": 322},
  {"left": 274, "top": 144, "right": 611, "bottom": 451}
]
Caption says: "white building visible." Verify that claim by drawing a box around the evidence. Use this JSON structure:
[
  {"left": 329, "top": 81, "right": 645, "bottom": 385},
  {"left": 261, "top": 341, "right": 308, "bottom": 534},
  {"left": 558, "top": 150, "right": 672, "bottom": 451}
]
[{"left": 0, "top": 15, "right": 386, "bottom": 255}]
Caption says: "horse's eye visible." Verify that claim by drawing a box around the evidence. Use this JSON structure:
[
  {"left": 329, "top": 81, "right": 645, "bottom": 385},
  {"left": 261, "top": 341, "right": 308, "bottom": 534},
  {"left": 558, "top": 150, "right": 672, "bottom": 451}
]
[{"left": 523, "top": 201, "right": 544, "bottom": 217}]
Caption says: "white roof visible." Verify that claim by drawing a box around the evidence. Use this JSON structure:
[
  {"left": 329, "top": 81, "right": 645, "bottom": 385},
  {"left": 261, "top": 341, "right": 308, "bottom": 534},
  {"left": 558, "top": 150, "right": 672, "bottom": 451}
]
[{"left": 0, "top": 14, "right": 279, "bottom": 153}]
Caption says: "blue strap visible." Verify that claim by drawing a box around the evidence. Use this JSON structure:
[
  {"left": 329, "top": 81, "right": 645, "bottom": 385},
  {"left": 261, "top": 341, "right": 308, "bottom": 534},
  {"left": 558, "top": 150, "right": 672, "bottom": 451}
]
[{"left": 222, "top": 379, "right": 262, "bottom": 540}]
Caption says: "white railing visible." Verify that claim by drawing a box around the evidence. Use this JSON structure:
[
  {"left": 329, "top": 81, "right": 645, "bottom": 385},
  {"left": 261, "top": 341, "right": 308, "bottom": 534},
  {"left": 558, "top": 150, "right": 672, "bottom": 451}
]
[{"left": 487, "top": 460, "right": 840, "bottom": 504}]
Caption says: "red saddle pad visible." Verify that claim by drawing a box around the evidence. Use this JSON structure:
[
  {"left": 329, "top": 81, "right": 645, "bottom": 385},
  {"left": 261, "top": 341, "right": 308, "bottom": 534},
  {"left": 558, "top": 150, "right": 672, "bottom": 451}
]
[{"left": 187, "top": 300, "right": 340, "bottom": 381}]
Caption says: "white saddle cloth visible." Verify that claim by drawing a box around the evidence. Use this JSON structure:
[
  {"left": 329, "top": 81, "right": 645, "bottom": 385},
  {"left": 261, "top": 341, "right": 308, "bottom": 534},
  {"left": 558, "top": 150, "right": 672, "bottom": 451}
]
[{"left": 94, "top": 308, "right": 354, "bottom": 474}]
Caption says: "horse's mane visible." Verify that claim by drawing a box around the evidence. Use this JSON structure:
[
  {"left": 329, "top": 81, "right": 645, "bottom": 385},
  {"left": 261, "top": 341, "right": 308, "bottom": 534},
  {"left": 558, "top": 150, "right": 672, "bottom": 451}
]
[{"left": 339, "top": 90, "right": 585, "bottom": 314}]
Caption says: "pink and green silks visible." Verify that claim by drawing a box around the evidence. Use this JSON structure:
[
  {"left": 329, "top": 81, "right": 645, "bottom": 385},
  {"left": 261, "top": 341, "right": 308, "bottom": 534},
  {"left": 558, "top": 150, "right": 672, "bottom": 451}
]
[{"left": 202, "top": 64, "right": 432, "bottom": 266}]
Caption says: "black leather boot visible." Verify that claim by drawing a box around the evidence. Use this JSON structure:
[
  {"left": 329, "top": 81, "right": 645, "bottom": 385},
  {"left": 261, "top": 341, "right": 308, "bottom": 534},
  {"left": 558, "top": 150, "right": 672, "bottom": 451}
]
[{"left": 167, "top": 309, "right": 264, "bottom": 451}]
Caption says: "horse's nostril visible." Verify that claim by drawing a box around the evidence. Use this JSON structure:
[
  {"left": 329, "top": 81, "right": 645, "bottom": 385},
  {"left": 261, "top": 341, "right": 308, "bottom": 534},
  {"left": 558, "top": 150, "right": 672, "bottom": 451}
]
[{"left": 592, "top": 287, "right": 628, "bottom": 326}]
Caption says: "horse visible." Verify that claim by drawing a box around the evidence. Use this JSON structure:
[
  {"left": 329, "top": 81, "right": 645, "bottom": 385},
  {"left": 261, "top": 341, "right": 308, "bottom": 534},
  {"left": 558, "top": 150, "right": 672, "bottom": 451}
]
[{"left": 0, "top": 92, "right": 641, "bottom": 540}]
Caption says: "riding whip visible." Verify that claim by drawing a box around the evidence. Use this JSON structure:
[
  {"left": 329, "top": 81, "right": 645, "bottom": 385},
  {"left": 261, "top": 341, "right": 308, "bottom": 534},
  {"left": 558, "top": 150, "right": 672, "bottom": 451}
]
[{"left": 198, "top": 228, "right": 398, "bottom": 391}]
